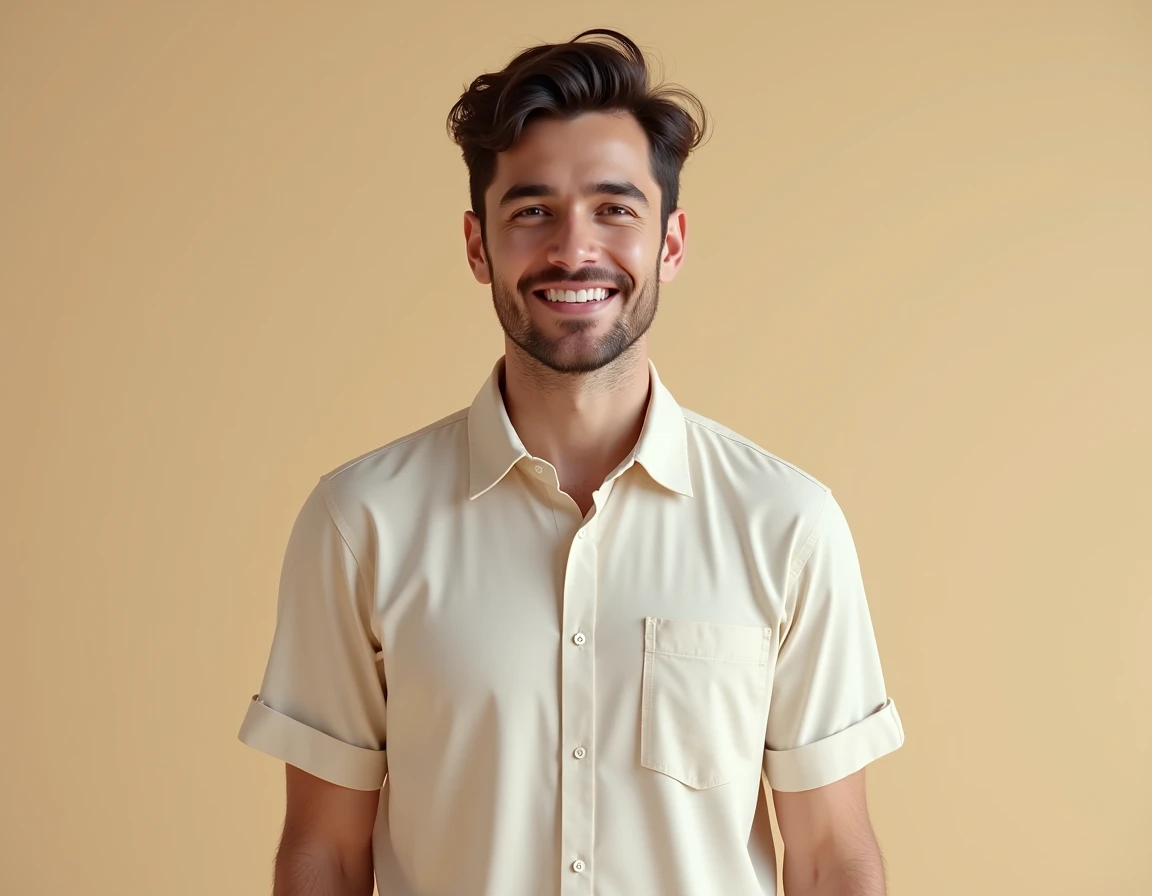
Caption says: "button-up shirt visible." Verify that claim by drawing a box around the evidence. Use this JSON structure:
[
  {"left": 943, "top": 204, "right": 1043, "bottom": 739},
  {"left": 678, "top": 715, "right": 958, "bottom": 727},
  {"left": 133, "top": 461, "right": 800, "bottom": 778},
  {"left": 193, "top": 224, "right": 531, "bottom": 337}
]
[{"left": 238, "top": 356, "right": 904, "bottom": 896}]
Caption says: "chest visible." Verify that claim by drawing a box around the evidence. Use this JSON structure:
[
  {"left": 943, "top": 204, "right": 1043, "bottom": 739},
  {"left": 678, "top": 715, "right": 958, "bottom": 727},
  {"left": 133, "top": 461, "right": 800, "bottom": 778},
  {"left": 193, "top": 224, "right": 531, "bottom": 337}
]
[{"left": 371, "top": 474, "right": 788, "bottom": 724}]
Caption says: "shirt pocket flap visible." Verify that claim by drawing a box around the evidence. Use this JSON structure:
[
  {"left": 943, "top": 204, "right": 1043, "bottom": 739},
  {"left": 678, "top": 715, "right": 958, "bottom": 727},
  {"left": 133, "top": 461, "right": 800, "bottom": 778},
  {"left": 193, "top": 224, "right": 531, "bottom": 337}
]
[{"left": 646, "top": 616, "right": 768, "bottom": 665}]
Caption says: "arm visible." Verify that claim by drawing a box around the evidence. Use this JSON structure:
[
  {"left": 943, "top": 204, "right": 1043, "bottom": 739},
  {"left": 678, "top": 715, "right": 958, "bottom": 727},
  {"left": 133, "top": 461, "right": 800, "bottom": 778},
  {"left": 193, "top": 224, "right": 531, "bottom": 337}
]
[
  {"left": 273, "top": 764, "right": 380, "bottom": 896},
  {"left": 772, "top": 769, "right": 886, "bottom": 896},
  {"left": 235, "top": 479, "right": 389, "bottom": 892},
  {"left": 762, "top": 491, "right": 903, "bottom": 892}
]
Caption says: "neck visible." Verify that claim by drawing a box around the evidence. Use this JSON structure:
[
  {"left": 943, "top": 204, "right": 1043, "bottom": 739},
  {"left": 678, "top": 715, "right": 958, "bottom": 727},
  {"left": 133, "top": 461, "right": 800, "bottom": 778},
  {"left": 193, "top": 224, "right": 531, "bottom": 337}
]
[{"left": 500, "top": 341, "right": 652, "bottom": 496}]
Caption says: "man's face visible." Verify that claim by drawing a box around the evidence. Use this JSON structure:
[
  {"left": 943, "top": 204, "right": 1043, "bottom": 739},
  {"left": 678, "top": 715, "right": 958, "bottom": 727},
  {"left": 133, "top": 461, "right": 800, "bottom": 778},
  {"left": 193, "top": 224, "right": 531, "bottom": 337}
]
[{"left": 464, "top": 112, "right": 686, "bottom": 374}]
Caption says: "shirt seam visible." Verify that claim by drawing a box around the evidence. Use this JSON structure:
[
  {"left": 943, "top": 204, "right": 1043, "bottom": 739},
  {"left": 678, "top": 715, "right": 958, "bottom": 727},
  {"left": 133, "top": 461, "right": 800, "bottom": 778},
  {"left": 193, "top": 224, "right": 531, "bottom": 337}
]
[
  {"left": 789, "top": 486, "right": 832, "bottom": 584},
  {"left": 683, "top": 417, "right": 827, "bottom": 489},
  {"left": 319, "top": 478, "right": 375, "bottom": 614},
  {"left": 648, "top": 649, "right": 767, "bottom": 664}
]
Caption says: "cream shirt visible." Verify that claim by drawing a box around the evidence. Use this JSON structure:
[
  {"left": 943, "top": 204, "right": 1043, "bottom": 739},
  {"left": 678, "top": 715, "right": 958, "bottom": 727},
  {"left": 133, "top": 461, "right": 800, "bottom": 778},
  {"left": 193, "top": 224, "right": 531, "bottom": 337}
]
[{"left": 238, "top": 357, "right": 904, "bottom": 896}]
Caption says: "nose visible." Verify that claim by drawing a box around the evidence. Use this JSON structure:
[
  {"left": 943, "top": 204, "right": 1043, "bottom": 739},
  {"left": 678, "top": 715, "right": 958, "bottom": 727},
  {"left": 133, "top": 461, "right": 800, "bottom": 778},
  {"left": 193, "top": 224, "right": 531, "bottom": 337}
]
[{"left": 545, "top": 209, "right": 600, "bottom": 270}]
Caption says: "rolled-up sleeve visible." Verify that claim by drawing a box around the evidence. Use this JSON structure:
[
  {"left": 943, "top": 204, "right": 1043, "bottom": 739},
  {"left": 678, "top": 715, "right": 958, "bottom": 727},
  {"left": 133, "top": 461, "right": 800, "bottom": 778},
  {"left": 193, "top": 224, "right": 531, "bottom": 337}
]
[
  {"left": 237, "top": 478, "right": 387, "bottom": 792},
  {"left": 764, "top": 490, "right": 904, "bottom": 792}
]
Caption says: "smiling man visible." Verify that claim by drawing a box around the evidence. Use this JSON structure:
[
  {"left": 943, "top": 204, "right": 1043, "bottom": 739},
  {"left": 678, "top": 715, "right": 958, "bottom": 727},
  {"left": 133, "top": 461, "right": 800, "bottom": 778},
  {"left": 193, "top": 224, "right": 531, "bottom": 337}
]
[
  {"left": 238, "top": 28, "right": 904, "bottom": 896},
  {"left": 480, "top": 113, "right": 664, "bottom": 380}
]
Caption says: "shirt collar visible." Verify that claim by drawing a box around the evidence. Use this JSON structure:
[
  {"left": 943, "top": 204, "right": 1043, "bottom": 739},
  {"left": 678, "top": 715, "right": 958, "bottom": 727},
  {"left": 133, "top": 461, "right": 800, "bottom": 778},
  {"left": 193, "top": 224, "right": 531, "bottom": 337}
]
[{"left": 467, "top": 357, "right": 693, "bottom": 500}]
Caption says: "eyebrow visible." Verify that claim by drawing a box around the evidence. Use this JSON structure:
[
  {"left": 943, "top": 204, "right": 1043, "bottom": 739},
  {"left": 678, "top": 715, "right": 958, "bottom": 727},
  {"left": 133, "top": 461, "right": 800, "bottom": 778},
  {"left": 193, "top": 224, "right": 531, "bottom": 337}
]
[{"left": 497, "top": 181, "right": 650, "bottom": 208}]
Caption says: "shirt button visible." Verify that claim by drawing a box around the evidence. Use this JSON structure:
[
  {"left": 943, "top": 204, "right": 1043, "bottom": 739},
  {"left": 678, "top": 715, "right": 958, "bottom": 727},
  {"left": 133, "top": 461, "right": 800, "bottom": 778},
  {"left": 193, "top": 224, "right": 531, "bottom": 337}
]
[
  {"left": 577, "top": 529, "right": 588, "bottom": 539},
  {"left": 572, "top": 860, "right": 586, "bottom": 873},
  {"left": 534, "top": 464, "right": 544, "bottom": 474},
  {"left": 573, "top": 747, "right": 586, "bottom": 759},
  {"left": 572, "top": 632, "right": 586, "bottom": 646}
]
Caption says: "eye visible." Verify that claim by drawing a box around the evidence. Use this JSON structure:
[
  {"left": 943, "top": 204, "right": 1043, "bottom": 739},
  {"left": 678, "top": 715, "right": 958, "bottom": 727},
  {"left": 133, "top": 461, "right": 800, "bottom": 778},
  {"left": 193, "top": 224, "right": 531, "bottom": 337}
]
[
  {"left": 601, "top": 205, "right": 633, "bottom": 216},
  {"left": 513, "top": 206, "right": 548, "bottom": 218}
]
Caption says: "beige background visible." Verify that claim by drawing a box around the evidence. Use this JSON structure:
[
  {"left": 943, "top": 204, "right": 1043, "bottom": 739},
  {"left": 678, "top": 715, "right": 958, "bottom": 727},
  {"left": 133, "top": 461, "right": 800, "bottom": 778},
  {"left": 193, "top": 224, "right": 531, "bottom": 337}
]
[{"left": 2, "top": 2, "right": 1149, "bottom": 894}]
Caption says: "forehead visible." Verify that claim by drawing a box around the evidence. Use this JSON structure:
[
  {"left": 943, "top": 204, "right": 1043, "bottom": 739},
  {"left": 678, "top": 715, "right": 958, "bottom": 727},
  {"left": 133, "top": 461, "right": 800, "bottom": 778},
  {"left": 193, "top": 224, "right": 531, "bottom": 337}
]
[{"left": 490, "top": 111, "right": 655, "bottom": 191}]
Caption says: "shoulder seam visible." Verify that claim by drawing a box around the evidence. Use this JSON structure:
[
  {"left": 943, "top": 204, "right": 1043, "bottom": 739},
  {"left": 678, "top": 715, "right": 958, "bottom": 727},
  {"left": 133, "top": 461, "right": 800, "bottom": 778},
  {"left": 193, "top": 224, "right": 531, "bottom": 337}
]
[
  {"left": 683, "top": 416, "right": 826, "bottom": 489},
  {"left": 318, "top": 477, "right": 374, "bottom": 605},
  {"left": 789, "top": 487, "right": 833, "bottom": 582}
]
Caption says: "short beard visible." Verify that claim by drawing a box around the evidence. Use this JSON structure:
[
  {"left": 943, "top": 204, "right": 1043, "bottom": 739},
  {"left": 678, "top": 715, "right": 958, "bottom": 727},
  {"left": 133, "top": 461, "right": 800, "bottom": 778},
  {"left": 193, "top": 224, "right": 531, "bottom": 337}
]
[{"left": 490, "top": 261, "right": 661, "bottom": 375}]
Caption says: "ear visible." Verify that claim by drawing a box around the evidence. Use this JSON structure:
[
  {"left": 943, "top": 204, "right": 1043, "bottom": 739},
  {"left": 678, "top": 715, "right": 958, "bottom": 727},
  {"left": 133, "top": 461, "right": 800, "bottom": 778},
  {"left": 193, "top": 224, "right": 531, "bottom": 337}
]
[
  {"left": 659, "top": 208, "right": 687, "bottom": 283},
  {"left": 464, "top": 211, "right": 492, "bottom": 285}
]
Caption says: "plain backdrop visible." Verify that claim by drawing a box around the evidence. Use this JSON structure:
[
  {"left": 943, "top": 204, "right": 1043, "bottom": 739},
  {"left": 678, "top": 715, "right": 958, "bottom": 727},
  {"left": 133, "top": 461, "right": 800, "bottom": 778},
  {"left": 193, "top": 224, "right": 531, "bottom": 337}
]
[{"left": 2, "top": 2, "right": 1149, "bottom": 894}]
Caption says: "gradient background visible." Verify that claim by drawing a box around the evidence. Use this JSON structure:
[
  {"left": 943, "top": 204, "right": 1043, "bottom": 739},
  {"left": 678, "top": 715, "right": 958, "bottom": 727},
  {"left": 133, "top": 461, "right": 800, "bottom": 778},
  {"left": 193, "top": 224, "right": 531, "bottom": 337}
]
[{"left": 2, "top": 2, "right": 1149, "bottom": 894}]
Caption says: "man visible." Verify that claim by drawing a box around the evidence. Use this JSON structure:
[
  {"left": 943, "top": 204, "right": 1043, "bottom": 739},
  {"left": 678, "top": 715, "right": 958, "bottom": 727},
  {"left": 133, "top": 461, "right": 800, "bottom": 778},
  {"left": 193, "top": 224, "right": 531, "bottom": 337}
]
[{"left": 239, "top": 28, "right": 904, "bottom": 896}]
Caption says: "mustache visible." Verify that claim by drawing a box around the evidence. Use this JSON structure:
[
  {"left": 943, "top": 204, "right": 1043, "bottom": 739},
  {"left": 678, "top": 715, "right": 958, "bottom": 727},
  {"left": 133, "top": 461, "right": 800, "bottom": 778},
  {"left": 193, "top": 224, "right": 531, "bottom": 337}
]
[{"left": 517, "top": 266, "right": 633, "bottom": 294}]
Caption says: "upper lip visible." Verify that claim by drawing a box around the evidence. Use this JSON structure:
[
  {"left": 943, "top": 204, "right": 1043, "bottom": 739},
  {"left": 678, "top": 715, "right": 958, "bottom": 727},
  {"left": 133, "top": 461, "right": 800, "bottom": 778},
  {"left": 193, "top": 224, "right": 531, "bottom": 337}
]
[{"left": 533, "top": 282, "right": 619, "bottom": 292}]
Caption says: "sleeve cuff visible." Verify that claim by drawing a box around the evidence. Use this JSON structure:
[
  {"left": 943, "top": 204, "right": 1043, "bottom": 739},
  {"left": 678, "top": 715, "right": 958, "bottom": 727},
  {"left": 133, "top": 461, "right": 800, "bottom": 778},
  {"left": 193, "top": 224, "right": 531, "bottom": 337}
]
[
  {"left": 764, "top": 697, "right": 904, "bottom": 792},
  {"left": 237, "top": 695, "right": 387, "bottom": 792}
]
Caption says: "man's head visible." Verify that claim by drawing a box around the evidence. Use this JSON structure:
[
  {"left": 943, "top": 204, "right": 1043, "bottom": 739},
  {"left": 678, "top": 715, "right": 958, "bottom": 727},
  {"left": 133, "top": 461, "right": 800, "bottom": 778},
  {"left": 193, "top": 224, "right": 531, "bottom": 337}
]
[{"left": 447, "top": 29, "right": 708, "bottom": 374}]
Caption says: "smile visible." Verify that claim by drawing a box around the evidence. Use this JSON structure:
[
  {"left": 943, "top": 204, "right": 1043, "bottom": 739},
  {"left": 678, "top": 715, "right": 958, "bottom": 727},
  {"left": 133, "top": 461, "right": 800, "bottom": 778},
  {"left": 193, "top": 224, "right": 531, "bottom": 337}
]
[{"left": 533, "top": 287, "right": 618, "bottom": 304}]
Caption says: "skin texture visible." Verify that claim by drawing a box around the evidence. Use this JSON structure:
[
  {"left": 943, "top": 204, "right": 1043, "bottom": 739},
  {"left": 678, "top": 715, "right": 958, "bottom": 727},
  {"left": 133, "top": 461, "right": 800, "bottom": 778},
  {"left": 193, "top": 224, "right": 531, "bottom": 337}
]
[
  {"left": 466, "top": 111, "right": 679, "bottom": 376},
  {"left": 275, "top": 764, "right": 377, "bottom": 895},
  {"left": 773, "top": 769, "right": 888, "bottom": 895}
]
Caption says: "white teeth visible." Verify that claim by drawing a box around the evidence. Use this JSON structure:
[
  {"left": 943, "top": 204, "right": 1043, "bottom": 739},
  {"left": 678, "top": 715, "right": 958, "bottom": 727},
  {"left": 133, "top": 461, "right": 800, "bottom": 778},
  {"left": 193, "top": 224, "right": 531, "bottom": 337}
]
[{"left": 544, "top": 287, "right": 610, "bottom": 303}]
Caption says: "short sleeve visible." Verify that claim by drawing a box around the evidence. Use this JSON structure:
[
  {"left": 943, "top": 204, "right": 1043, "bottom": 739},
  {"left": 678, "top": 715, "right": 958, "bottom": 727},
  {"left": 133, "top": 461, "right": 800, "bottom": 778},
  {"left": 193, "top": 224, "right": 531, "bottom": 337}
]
[
  {"left": 237, "top": 478, "right": 388, "bottom": 791},
  {"left": 764, "top": 490, "right": 904, "bottom": 792}
]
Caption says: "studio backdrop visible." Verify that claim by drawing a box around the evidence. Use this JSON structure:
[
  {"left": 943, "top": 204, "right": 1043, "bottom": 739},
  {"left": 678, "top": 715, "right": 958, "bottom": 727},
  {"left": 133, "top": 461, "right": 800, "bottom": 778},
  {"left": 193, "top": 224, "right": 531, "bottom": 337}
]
[{"left": 2, "top": 2, "right": 1148, "bottom": 894}]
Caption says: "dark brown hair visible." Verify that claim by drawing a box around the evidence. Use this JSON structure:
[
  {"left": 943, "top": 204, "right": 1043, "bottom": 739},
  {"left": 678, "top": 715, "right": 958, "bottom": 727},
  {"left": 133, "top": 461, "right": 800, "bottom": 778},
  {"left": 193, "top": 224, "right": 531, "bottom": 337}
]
[{"left": 446, "top": 28, "right": 709, "bottom": 239}]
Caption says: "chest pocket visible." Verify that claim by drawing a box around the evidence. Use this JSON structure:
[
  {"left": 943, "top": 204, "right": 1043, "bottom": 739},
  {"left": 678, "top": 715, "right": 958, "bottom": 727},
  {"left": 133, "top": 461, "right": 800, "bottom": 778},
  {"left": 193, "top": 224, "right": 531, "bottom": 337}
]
[{"left": 640, "top": 616, "right": 770, "bottom": 789}]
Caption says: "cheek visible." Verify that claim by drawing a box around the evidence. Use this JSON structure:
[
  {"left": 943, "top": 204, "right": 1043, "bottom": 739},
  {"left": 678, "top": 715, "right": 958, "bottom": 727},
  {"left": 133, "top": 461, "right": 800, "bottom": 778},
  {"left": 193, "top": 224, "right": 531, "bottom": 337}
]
[
  {"left": 499, "top": 227, "right": 544, "bottom": 256},
  {"left": 487, "top": 233, "right": 534, "bottom": 281},
  {"left": 604, "top": 228, "right": 660, "bottom": 275}
]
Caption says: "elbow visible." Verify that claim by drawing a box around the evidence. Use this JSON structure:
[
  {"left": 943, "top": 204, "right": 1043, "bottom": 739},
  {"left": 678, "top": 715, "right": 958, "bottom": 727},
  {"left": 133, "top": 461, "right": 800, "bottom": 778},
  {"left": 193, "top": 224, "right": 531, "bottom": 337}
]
[
  {"left": 274, "top": 834, "right": 374, "bottom": 896},
  {"left": 782, "top": 839, "right": 887, "bottom": 895}
]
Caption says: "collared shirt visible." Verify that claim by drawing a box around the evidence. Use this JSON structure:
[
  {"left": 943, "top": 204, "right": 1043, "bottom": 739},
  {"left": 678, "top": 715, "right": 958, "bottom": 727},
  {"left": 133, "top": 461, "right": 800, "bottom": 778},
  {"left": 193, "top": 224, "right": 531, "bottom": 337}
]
[{"left": 238, "top": 356, "right": 904, "bottom": 896}]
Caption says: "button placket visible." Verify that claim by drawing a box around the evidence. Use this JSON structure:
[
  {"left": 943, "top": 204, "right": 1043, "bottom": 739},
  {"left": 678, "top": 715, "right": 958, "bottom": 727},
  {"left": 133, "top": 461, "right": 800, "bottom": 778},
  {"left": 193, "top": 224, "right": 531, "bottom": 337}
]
[{"left": 559, "top": 525, "right": 596, "bottom": 896}]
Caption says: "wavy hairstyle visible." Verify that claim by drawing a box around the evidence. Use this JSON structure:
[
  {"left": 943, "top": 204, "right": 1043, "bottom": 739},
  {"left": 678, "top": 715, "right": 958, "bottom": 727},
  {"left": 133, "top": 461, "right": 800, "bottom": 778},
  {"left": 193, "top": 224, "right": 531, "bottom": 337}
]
[{"left": 446, "top": 28, "right": 709, "bottom": 239}]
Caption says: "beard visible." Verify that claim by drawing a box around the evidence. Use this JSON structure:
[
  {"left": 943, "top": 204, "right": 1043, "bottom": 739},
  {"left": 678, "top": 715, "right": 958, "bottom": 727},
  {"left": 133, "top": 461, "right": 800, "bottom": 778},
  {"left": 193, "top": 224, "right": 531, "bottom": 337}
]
[{"left": 490, "top": 261, "right": 661, "bottom": 374}]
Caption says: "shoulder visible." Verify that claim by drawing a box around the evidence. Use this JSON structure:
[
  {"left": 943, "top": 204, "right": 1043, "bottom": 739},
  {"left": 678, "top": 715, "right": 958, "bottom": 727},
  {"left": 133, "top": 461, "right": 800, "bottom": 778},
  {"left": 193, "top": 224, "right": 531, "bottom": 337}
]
[
  {"left": 679, "top": 407, "right": 839, "bottom": 559},
  {"left": 682, "top": 407, "right": 830, "bottom": 504},
  {"left": 312, "top": 406, "right": 470, "bottom": 514},
  {"left": 679, "top": 407, "right": 865, "bottom": 584}
]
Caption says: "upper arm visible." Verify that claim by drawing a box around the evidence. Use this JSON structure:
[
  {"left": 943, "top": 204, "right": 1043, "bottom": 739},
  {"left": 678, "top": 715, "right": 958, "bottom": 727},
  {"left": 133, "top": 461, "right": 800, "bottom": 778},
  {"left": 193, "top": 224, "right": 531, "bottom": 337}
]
[
  {"left": 238, "top": 479, "right": 389, "bottom": 789},
  {"left": 282, "top": 763, "right": 380, "bottom": 857},
  {"left": 236, "top": 481, "right": 388, "bottom": 884},
  {"left": 764, "top": 491, "right": 903, "bottom": 793},
  {"left": 772, "top": 768, "right": 876, "bottom": 863}
]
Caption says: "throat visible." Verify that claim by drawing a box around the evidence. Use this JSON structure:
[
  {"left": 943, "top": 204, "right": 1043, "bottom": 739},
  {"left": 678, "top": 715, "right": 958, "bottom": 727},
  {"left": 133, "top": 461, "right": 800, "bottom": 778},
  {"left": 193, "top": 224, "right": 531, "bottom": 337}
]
[{"left": 563, "top": 483, "right": 598, "bottom": 519}]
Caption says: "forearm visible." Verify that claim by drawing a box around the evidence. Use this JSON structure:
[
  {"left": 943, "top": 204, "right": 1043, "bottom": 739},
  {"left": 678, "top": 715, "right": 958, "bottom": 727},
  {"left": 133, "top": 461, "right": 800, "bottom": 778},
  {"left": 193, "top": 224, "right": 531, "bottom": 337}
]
[
  {"left": 782, "top": 845, "right": 886, "bottom": 896},
  {"left": 273, "top": 843, "right": 374, "bottom": 896}
]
